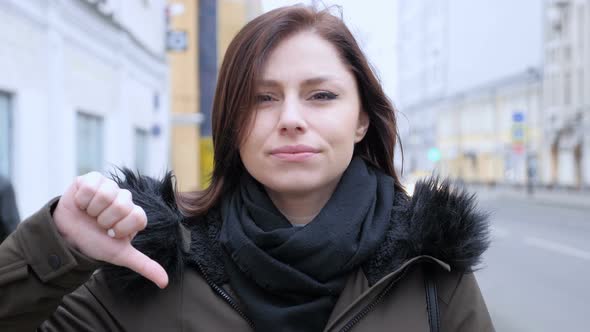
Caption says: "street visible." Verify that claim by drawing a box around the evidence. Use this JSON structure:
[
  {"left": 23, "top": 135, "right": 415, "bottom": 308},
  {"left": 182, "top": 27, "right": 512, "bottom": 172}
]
[{"left": 475, "top": 196, "right": 590, "bottom": 332}]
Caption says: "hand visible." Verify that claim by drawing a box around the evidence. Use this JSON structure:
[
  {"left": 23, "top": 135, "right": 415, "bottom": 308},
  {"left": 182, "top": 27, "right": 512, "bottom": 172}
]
[{"left": 53, "top": 172, "right": 168, "bottom": 289}]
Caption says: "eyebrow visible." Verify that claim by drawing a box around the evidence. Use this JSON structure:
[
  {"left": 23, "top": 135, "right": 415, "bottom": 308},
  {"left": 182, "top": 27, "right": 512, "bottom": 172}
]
[{"left": 256, "top": 76, "right": 338, "bottom": 88}]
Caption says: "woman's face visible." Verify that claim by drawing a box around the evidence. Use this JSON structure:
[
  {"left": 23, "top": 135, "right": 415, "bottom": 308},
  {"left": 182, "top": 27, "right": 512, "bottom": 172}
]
[{"left": 239, "top": 31, "right": 369, "bottom": 195}]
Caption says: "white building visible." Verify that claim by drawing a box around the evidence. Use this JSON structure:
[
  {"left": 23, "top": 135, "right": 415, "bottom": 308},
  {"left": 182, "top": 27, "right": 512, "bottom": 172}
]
[
  {"left": 542, "top": 0, "right": 590, "bottom": 188},
  {"left": 396, "top": 1, "right": 448, "bottom": 110},
  {"left": 396, "top": 0, "right": 544, "bottom": 178},
  {"left": 0, "top": 0, "right": 170, "bottom": 218},
  {"left": 436, "top": 70, "right": 543, "bottom": 185}
]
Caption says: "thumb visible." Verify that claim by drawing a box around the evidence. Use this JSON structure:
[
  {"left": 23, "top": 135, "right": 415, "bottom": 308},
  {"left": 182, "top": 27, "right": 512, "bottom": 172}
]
[{"left": 116, "top": 245, "right": 169, "bottom": 289}]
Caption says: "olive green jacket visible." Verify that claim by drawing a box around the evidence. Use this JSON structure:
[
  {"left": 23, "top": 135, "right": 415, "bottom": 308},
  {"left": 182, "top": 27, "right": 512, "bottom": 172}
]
[{"left": 0, "top": 172, "right": 494, "bottom": 331}]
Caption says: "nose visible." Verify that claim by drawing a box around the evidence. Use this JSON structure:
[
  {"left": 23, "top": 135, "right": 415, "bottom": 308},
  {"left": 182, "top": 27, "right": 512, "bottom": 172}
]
[{"left": 278, "top": 96, "right": 307, "bottom": 136}]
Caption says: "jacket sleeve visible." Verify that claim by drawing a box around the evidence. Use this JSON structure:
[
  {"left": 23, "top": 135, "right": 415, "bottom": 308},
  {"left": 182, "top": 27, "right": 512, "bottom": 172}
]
[
  {"left": 0, "top": 197, "right": 121, "bottom": 332},
  {"left": 439, "top": 272, "right": 495, "bottom": 332}
]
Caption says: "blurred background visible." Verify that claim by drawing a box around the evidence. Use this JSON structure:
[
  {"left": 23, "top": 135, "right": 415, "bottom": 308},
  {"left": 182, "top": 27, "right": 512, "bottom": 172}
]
[{"left": 0, "top": 0, "right": 589, "bottom": 330}]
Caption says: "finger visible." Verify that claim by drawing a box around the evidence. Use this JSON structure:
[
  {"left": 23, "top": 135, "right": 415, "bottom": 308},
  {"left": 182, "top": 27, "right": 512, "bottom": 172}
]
[
  {"left": 86, "top": 179, "right": 119, "bottom": 217},
  {"left": 110, "top": 205, "right": 147, "bottom": 239},
  {"left": 96, "top": 189, "right": 134, "bottom": 229},
  {"left": 74, "top": 172, "right": 104, "bottom": 211},
  {"left": 116, "top": 246, "right": 169, "bottom": 289}
]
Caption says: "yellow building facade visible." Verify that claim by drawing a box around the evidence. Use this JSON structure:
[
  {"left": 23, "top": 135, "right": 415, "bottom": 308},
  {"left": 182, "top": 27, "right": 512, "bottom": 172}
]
[
  {"left": 168, "top": 0, "right": 260, "bottom": 191},
  {"left": 168, "top": 0, "right": 201, "bottom": 192}
]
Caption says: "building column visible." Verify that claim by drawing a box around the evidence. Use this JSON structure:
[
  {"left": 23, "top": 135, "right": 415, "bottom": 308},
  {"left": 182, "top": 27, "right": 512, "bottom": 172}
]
[
  {"left": 557, "top": 134, "right": 577, "bottom": 186},
  {"left": 540, "top": 128, "right": 559, "bottom": 185}
]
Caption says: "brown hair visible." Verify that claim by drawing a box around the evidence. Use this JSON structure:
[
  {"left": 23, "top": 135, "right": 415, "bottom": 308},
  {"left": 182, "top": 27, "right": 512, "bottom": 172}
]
[{"left": 177, "top": 5, "right": 404, "bottom": 216}]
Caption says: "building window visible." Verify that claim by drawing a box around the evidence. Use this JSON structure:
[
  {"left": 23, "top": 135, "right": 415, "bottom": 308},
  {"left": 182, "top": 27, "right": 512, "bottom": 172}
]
[
  {"left": 76, "top": 112, "right": 104, "bottom": 175},
  {"left": 135, "top": 128, "right": 149, "bottom": 174},
  {"left": 0, "top": 92, "right": 13, "bottom": 178}
]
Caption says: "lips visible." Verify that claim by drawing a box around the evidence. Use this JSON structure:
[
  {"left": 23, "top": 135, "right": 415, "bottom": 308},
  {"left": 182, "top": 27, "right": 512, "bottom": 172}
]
[
  {"left": 270, "top": 145, "right": 320, "bottom": 154},
  {"left": 269, "top": 145, "right": 320, "bottom": 162}
]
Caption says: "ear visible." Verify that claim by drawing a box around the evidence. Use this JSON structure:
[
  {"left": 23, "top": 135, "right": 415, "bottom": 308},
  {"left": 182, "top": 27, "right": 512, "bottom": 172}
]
[{"left": 354, "top": 110, "right": 370, "bottom": 143}]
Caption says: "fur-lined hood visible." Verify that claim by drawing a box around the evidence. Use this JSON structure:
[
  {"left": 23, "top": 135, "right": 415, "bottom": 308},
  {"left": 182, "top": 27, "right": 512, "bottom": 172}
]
[{"left": 102, "top": 169, "right": 490, "bottom": 294}]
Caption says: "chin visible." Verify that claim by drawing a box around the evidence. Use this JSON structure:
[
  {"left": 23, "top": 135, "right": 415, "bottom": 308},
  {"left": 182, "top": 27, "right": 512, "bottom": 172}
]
[
  {"left": 262, "top": 174, "right": 325, "bottom": 195},
  {"left": 267, "top": 169, "right": 345, "bottom": 196}
]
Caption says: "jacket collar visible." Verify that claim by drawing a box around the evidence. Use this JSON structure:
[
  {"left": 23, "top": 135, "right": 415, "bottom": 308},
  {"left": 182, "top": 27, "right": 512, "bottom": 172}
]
[
  {"left": 101, "top": 169, "right": 490, "bottom": 296},
  {"left": 324, "top": 255, "right": 449, "bottom": 332}
]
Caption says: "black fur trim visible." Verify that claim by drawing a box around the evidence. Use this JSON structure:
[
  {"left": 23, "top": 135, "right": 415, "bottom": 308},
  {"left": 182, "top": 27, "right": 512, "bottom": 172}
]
[
  {"left": 363, "top": 177, "right": 490, "bottom": 285},
  {"left": 99, "top": 168, "right": 186, "bottom": 297},
  {"left": 100, "top": 173, "right": 490, "bottom": 294},
  {"left": 183, "top": 209, "right": 228, "bottom": 285}
]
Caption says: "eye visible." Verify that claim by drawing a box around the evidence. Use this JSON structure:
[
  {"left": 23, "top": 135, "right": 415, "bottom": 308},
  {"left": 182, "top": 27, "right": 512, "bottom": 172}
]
[
  {"left": 255, "top": 94, "right": 276, "bottom": 103},
  {"left": 310, "top": 91, "right": 338, "bottom": 101}
]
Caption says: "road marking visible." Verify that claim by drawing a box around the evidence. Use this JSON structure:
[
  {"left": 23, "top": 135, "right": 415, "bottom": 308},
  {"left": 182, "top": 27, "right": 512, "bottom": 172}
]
[{"left": 524, "top": 236, "right": 590, "bottom": 261}]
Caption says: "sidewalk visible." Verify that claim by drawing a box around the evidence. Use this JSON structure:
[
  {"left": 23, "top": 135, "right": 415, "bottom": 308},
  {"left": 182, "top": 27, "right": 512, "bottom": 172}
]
[{"left": 467, "top": 184, "right": 590, "bottom": 210}]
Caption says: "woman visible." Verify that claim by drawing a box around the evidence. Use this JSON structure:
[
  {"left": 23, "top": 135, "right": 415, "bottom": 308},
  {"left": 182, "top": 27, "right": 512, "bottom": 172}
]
[{"left": 0, "top": 5, "right": 494, "bottom": 331}]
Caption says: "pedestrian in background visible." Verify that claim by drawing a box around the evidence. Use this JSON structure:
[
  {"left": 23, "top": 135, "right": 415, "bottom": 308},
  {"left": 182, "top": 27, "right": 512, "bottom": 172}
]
[
  {"left": 0, "top": 175, "right": 20, "bottom": 243},
  {"left": 0, "top": 5, "right": 494, "bottom": 331}
]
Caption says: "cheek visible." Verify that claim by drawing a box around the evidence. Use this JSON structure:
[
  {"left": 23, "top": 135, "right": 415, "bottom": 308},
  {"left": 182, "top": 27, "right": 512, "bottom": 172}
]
[
  {"left": 315, "top": 110, "right": 361, "bottom": 146},
  {"left": 240, "top": 113, "right": 276, "bottom": 160}
]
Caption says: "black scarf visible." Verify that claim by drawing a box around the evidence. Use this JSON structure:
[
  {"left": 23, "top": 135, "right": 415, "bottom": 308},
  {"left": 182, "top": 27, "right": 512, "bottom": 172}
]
[{"left": 219, "top": 157, "right": 395, "bottom": 331}]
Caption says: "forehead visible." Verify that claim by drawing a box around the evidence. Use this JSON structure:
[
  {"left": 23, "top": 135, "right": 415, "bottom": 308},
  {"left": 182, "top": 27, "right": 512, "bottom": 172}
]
[{"left": 259, "top": 31, "right": 353, "bottom": 83}]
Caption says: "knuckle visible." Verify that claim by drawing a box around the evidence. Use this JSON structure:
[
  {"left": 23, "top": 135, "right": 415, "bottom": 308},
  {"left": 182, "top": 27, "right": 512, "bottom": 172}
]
[
  {"left": 135, "top": 208, "right": 148, "bottom": 228},
  {"left": 119, "top": 189, "right": 132, "bottom": 201},
  {"left": 94, "top": 189, "right": 112, "bottom": 205},
  {"left": 111, "top": 201, "right": 129, "bottom": 216},
  {"left": 111, "top": 217, "right": 126, "bottom": 231},
  {"left": 78, "top": 181, "right": 96, "bottom": 195},
  {"left": 114, "top": 219, "right": 135, "bottom": 237},
  {"left": 104, "top": 179, "right": 120, "bottom": 192},
  {"left": 113, "top": 191, "right": 132, "bottom": 209},
  {"left": 112, "top": 225, "right": 129, "bottom": 238},
  {"left": 79, "top": 174, "right": 104, "bottom": 194},
  {"left": 83, "top": 172, "right": 102, "bottom": 185},
  {"left": 97, "top": 214, "right": 113, "bottom": 228},
  {"left": 114, "top": 189, "right": 131, "bottom": 205}
]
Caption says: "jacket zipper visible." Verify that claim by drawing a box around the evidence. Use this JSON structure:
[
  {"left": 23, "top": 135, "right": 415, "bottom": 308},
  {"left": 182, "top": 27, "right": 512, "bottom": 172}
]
[
  {"left": 337, "top": 267, "right": 413, "bottom": 332},
  {"left": 194, "top": 261, "right": 255, "bottom": 329}
]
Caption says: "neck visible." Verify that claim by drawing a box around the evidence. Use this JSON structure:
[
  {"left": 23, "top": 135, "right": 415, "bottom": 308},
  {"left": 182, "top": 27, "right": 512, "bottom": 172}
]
[{"left": 266, "top": 180, "right": 340, "bottom": 226}]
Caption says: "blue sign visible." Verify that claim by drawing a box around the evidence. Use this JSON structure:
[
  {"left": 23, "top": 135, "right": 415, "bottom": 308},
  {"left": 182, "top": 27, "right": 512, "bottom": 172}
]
[
  {"left": 512, "top": 111, "right": 524, "bottom": 123},
  {"left": 151, "top": 124, "right": 161, "bottom": 137},
  {"left": 167, "top": 30, "right": 188, "bottom": 51}
]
